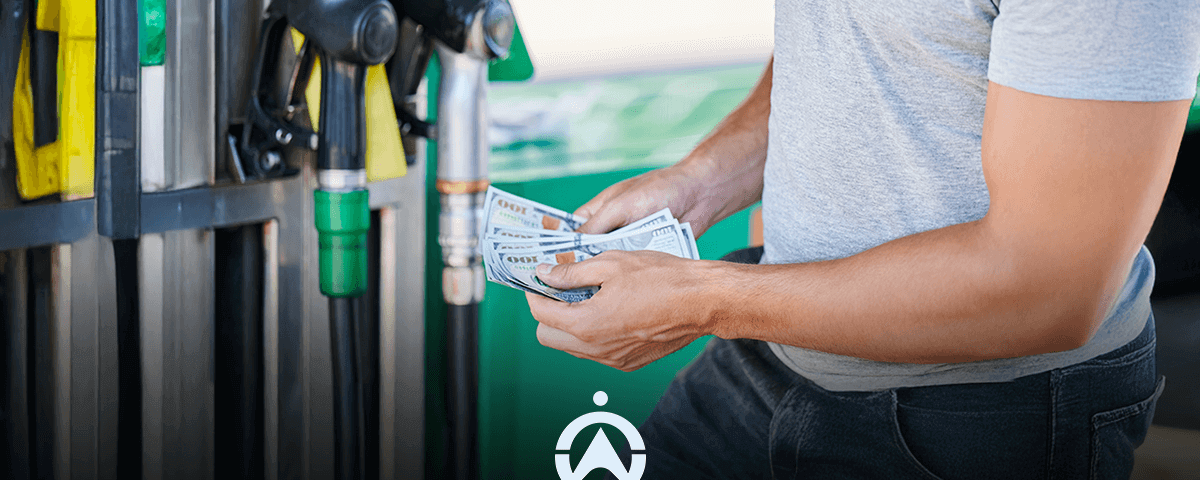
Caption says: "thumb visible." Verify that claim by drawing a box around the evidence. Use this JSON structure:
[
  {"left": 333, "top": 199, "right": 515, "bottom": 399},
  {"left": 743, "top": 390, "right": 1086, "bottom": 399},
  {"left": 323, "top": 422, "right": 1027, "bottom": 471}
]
[
  {"left": 574, "top": 207, "right": 630, "bottom": 235},
  {"left": 536, "top": 259, "right": 609, "bottom": 290}
]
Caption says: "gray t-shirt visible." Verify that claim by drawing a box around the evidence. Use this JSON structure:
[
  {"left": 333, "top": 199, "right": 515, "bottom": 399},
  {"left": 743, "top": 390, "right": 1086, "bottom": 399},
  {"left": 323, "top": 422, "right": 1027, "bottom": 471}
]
[{"left": 762, "top": 0, "right": 1200, "bottom": 391}]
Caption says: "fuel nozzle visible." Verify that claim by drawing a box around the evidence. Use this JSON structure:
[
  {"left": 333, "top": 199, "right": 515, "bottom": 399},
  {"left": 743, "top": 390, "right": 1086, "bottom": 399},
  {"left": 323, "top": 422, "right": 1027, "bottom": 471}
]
[
  {"left": 279, "top": 3, "right": 399, "bottom": 479},
  {"left": 286, "top": 0, "right": 399, "bottom": 297}
]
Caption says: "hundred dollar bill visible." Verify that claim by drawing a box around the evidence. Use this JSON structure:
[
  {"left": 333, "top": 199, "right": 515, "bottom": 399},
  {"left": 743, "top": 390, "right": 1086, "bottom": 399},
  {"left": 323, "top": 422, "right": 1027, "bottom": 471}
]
[
  {"left": 483, "top": 186, "right": 587, "bottom": 232},
  {"left": 484, "top": 224, "right": 578, "bottom": 242},
  {"left": 492, "top": 223, "right": 692, "bottom": 301},
  {"left": 533, "top": 222, "right": 690, "bottom": 259},
  {"left": 492, "top": 249, "right": 601, "bottom": 302},
  {"left": 610, "top": 208, "right": 675, "bottom": 235},
  {"left": 485, "top": 208, "right": 676, "bottom": 246},
  {"left": 678, "top": 222, "right": 700, "bottom": 260},
  {"left": 482, "top": 228, "right": 576, "bottom": 284},
  {"left": 483, "top": 240, "right": 564, "bottom": 297},
  {"left": 482, "top": 224, "right": 570, "bottom": 284},
  {"left": 480, "top": 190, "right": 703, "bottom": 301}
]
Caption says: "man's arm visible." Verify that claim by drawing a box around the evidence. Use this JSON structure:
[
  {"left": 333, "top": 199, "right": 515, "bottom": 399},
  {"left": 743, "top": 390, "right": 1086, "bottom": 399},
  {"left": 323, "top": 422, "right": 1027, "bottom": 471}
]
[
  {"left": 573, "top": 58, "right": 772, "bottom": 236},
  {"left": 528, "top": 82, "right": 1191, "bottom": 370}
]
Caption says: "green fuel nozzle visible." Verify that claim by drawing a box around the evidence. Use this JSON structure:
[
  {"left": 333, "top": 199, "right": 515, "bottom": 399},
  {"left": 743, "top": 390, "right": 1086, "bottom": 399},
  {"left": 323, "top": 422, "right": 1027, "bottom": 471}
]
[
  {"left": 287, "top": 0, "right": 398, "bottom": 300},
  {"left": 315, "top": 189, "right": 370, "bottom": 297}
]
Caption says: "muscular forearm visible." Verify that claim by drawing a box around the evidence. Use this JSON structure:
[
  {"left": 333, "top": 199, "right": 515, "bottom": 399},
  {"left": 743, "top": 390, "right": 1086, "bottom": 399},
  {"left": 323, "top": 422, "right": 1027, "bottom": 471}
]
[
  {"left": 698, "top": 218, "right": 1127, "bottom": 364},
  {"left": 675, "top": 57, "right": 772, "bottom": 226}
]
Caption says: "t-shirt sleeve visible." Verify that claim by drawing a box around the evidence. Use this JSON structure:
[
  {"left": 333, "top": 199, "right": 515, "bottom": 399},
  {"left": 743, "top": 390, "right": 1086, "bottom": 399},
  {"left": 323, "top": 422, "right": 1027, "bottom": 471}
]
[{"left": 988, "top": 0, "right": 1200, "bottom": 102}]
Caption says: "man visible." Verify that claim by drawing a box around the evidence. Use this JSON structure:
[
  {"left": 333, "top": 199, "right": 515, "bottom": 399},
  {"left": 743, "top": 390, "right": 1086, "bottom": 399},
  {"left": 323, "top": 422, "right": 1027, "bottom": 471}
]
[{"left": 526, "top": 0, "right": 1200, "bottom": 478}]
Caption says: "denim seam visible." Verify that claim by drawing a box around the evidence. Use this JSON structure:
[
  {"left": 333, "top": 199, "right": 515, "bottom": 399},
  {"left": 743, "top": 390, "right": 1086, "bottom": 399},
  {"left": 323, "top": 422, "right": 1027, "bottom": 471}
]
[
  {"left": 1088, "top": 376, "right": 1165, "bottom": 480},
  {"left": 1091, "top": 400, "right": 1151, "bottom": 430},
  {"left": 887, "top": 390, "right": 946, "bottom": 480},
  {"left": 1073, "top": 339, "right": 1155, "bottom": 368},
  {"left": 1047, "top": 369, "right": 1061, "bottom": 480},
  {"left": 768, "top": 379, "right": 805, "bottom": 480},
  {"left": 1091, "top": 375, "right": 1166, "bottom": 430},
  {"left": 895, "top": 405, "right": 1045, "bottom": 416}
]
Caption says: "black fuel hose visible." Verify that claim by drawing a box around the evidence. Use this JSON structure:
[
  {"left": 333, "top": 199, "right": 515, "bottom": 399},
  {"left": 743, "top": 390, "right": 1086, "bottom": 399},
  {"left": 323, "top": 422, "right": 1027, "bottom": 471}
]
[
  {"left": 445, "top": 302, "right": 479, "bottom": 480},
  {"left": 330, "top": 296, "right": 365, "bottom": 480},
  {"left": 113, "top": 238, "right": 142, "bottom": 480}
]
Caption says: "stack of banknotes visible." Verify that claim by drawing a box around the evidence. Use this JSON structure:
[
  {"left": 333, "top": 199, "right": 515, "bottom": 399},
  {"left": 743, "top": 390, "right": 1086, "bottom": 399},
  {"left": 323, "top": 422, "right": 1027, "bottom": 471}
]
[{"left": 481, "top": 186, "right": 700, "bottom": 302}]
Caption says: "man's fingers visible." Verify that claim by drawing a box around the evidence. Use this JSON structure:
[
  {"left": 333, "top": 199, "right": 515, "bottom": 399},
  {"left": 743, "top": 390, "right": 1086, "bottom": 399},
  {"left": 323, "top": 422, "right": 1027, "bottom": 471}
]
[
  {"left": 535, "top": 255, "right": 618, "bottom": 290},
  {"left": 574, "top": 184, "right": 621, "bottom": 219},
  {"left": 535, "top": 323, "right": 632, "bottom": 368},
  {"left": 575, "top": 208, "right": 630, "bottom": 235},
  {"left": 574, "top": 187, "right": 633, "bottom": 234},
  {"left": 535, "top": 323, "right": 582, "bottom": 351},
  {"left": 526, "top": 291, "right": 580, "bottom": 332},
  {"left": 573, "top": 197, "right": 603, "bottom": 222}
]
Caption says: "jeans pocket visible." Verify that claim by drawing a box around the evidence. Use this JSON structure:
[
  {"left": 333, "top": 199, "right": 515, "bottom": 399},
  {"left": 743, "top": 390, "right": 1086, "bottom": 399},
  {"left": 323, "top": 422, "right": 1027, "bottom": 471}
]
[
  {"left": 887, "top": 392, "right": 949, "bottom": 480},
  {"left": 1090, "top": 375, "right": 1166, "bottom": 480},
  {"left": 892, "top": 405, "right": 1052, "bottom": 479}
]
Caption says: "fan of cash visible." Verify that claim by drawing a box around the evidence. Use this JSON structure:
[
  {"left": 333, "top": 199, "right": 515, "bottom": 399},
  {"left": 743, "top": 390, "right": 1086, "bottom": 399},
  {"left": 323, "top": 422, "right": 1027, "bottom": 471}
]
[{"left": 481, "top": 186, "right": 700, "bottom": 302}]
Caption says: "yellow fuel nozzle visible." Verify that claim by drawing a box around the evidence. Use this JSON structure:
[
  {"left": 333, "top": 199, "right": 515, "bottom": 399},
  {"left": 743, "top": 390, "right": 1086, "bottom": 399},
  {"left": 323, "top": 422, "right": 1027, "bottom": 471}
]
[{"left": 11, "top": 0, "right": 95, "bottom": 201}]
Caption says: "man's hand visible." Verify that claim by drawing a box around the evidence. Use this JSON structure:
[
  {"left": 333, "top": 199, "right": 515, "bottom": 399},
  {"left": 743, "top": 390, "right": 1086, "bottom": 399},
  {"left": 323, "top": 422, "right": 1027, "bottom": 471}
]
[
  {"left": 573, "top": 58, "right": 773, "bottom": 237},
  {"left": 573, "top": 166, "right": 713, "bottom": 235},
  {"left": 525, "top": 250, "right": 716, "bottom": 371},
  {"left": 526, "top": 60, "right": 775, "bottom": 370}
]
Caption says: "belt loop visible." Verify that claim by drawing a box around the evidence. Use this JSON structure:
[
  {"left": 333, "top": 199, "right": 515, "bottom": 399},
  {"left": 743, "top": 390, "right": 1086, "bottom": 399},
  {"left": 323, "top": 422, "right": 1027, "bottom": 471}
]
[{"left": 1047, "top": 369, "right": 1062, "bottom": 480}]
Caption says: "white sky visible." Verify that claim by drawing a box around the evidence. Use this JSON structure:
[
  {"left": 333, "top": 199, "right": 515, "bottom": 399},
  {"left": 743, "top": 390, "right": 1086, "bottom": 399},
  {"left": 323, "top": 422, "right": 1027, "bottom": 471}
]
[{"left": 510, "top": 0, "right": 774, "bottom": 81}]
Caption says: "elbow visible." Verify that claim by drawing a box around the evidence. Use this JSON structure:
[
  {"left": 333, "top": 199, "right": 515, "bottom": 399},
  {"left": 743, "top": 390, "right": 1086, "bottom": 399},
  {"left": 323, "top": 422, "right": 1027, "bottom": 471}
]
[
  {"left": 989, "top": 258, "right": 1119, "bottom": 357},
  {"left": 1041, "top": 308, "right": 1101, "bottom": 353},
  {"left": 1021, "top": 279, "right": 1116, "bottom": 355}
]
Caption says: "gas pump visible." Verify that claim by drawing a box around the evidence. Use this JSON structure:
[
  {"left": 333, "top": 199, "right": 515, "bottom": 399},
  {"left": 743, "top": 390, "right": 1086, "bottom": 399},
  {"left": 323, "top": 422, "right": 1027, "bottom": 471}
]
[
  {"left": 0, "top": 0, "right": 515, "bottom": 477},
  {"left": 234, "top": 1, "right": 400, "bottom": 478},
  {"left": 232, "top": 0, "right": 513, "bottom": 478}
]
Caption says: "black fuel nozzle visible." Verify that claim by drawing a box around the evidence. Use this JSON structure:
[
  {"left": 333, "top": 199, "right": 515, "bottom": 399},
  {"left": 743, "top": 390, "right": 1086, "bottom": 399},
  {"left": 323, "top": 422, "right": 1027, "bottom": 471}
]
[
  {"left": 393, "top": 0, "right": 513, "bottom": 57},
  {"left": 288, "top": 0, "right": 400, "bottom": 67},
  {"left": 384, "top": 0, "right": 515, "bottom": 155},
  {"left": 284, "top": 0, "right": 398, "bottom": 298}
]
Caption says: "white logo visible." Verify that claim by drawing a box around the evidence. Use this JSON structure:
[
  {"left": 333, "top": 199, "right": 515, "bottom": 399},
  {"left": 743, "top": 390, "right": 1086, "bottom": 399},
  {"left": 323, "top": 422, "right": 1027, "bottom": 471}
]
[{"left": 555, "top": 391, "right": 646, "bottom": 480}]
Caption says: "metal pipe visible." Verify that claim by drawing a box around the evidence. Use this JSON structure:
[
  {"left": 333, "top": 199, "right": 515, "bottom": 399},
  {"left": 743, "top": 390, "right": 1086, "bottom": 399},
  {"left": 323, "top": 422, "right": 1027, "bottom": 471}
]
[
  {"left": 435, "top": 37, "right": 490, "bottom": 318},
  {"left": 434, "top": 4, "right": 508, "bottom": 478}
]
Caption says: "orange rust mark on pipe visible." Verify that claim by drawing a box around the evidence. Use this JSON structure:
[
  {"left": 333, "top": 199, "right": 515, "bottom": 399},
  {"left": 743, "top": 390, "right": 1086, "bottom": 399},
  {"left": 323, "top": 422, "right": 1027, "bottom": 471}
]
[{"left": 436, "top": 179, "right": 491, "bottom": 195}]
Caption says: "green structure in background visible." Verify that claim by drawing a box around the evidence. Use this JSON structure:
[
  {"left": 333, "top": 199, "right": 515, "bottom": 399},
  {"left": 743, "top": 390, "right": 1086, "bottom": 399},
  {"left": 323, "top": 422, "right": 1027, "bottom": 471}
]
[
  {"left": 426, "top": 56, "right": 764, "bottom": 478},
  {"left": 487, "top": 64, "right": 766, "bottom": 183},
  {"left": 138, "top": 0, "right": 165, "bottom": 66},
  {"left": 467, "top": 63, "right": 762, "bottom": 479},
  {"left": 1188, "top": 75, "right": 1200, "bottom": 133},
  {"left": 487, "top": 22, "right": 534, "bottom": 83},
  {"left": 478, "top": 176, "right": 755, "bottom": 479}
]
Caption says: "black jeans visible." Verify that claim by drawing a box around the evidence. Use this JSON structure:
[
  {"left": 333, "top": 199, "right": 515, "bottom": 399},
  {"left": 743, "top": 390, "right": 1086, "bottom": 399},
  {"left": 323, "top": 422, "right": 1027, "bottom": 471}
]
[{"left": 625, "top": 248, "right": 1163, "bottom": 479}]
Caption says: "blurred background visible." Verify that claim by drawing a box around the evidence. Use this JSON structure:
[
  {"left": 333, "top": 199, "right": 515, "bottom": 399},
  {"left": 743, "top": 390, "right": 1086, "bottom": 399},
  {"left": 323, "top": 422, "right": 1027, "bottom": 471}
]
[{"left": 469, "top": 1, "right": 771, "bottom": 478}]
